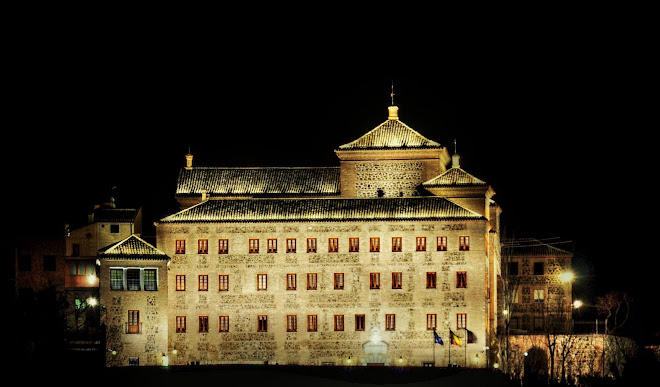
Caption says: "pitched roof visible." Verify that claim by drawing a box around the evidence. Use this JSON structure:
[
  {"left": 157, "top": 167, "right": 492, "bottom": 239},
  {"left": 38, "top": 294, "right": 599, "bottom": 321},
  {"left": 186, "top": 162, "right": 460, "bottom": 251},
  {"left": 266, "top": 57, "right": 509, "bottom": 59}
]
[
  {"left": 422, "top": 167, "right": 487, "bottom": 187},
  {"left": 502, "top": 239, "right": 573, "bottom": 257},
  {"left": 176, "top": 167, "right": 340, "bottom": 197},
  {"left": 158, "top": 197, "right": 484, "bottom": 224},
  {"left": 337, "top": 108, "right": 441, "bottom": 150},
  {"left": 99, "top": 235, "right": 168, "bottom": 260}
]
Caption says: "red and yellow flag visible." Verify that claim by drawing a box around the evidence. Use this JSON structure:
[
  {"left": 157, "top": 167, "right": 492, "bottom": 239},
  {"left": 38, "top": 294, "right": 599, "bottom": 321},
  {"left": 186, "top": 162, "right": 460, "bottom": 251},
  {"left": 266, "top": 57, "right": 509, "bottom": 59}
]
[{"left": 450, "top": 329, "right": 462, "bottom": 347}]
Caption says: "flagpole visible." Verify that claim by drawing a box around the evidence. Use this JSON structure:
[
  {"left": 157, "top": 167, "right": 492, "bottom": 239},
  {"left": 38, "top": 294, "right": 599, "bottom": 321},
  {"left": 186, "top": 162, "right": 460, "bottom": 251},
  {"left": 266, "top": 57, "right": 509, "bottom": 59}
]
[
  {"left": 448, "top": 328, "right": 451, "bottom": 367},
  {"left": 464, "top": 328, "right": 467, "bottom": 367}
]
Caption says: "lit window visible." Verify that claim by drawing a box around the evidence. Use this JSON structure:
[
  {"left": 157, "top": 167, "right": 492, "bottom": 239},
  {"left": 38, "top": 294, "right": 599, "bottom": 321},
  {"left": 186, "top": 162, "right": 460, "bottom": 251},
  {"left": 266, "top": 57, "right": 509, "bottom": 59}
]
[
  {"left": 267, "top": 238, "right": 277, "bottom": 253},
  {"left": 175, "top": 240, "right": 186, "bottom": 254},
  {"left": 257, "top": 274, "right": 267, "bottom": 290},
  {"left": 176, "top": 275, "right": 186, "bottom": 291},
  {"left": 258, "top": 315, "right": 268, "bottom": 332},
  {"left": 219, "top": 275, "right": 229, "bottom": 291},
  {"left": 355, "top": 314, "right": 365, "bottom": 331},
  {"left": 370, "top": 237, "right": 380, "bottom": 252},
  {"left": 459, "top": 236, "right": 470, "bottom": 251},
  {"left": 198, "top": 275, "right": 208, "bottom": 291},
  {"left": 176, "top": 316, "right": 186, "bottom": 333},
  {"left": 426, "top": 272, "right": 437, "bottom": 289},
  {"left": 219, "top": 316, "right": 229, "bottom": 332},
  {"left": 334, "top": 315, "right": 344, "bottom": 331},
  {"left": 334, "top": 273, "right": 344, "bottom": 290},
  {"left": 286, "top": 273, "right": 297, "bottom": 290},
  {"left": 198, "top": 239, "right": 208, "bottom": 254},
  {"left": 128, "top": 310, "right": 140, "bottom": 334},
  {"left": 392, "top": 237, "right": 402, "bottom": 252},
  {"left": 437, "top": 236, "right": 447, "bottom": 251},
  {"left": 307, "top": 238, "right": 317, "bottom": 253},
  {"left": 199, "top": 316, "right": 209, "bottom": 333},
  {"left": 307, "top": 273, "right": 317, "bottom": 290},
  {"left": 286, "top": 315, "right": 297, "bottom": 332},
  {"left": 286, "top": 238, "right": 296, "bottom": 253},
  {"left": 392, "top": 272, "right": 402, "bottom": 289},
  {"left": 534, "top": 289, "right": 544, "bottom": 303},
  {"left": 349, "top": 238, "right": 359, "bottom": 252},
  {"left": 249, "top": 239, "right": 259, "bottom": 254},
  {"left": 457, "top": 313, "right": 467, "bottom": 329},
  {"left": 328, "top": 238, "right": 339, "bottom": 253},
  {"left": 218, "top": 239, "right": 229, "bottom": 254},
  {"left": 416, "top": 237, "right": 426, "bottom": 251},
  {"left": 370, "top": 273, "right": 380, "bottom": 289},
  {"left": 110, "top": 269, "right": 124, "bottom": 290},
  {"left": 385, "top": 314, "right": 396, "bottom": 331},
  {"left": 307, "top": 315, "right": 317, "bottom": 332},
  {"left": 427, "top": 314, "right": 437, "bottom": 330},
  {"left": 143, "top": 269, "right": 157, "bottom": 291},
  {"left": 457, "top": 271, "right": 467, "bottom": 288}
]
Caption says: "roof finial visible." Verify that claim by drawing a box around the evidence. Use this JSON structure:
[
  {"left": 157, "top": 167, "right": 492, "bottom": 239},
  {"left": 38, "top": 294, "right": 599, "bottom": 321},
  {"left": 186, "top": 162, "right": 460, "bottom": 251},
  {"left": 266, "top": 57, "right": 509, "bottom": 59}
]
[
  {"left": 452, "top": 139, "right": 461, "bottom": 168},
  {"left": 390, "top": 80, "right": 395, "bottom": 106},
  {"left": 185, "top": 145, "right": 193, "bottom": 170},
  {"left": 387, "top": 81, "right": 399, "bottom": 120},
  {"left": 454, "top": 138, "right": 457, "bottom": 154}
]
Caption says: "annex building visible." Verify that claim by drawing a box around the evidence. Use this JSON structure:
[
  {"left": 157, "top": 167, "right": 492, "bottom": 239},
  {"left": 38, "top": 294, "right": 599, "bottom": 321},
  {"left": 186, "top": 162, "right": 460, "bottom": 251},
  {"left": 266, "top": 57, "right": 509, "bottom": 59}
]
[{"left": 101, "top": 104, "right": 503, "bottom": 368}]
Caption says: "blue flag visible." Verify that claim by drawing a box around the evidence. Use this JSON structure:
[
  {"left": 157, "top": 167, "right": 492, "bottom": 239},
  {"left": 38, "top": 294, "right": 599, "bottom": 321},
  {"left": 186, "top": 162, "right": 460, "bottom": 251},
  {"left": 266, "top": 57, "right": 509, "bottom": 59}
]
[{"left": 433, "top": 329, "right": 444, "bottom": 345}]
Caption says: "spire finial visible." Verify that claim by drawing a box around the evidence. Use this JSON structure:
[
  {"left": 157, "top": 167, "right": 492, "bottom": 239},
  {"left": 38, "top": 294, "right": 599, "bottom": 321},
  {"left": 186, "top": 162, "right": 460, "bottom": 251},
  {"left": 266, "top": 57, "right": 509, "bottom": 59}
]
[
  {"left": 452, "top": 139, "right": 461, "bottom": 168},
  {"left": 390, "top": 80, "right": 395, "bottom": 106},
  {"left": 454, "top": 138, "right": 457, "bottom": 154}
]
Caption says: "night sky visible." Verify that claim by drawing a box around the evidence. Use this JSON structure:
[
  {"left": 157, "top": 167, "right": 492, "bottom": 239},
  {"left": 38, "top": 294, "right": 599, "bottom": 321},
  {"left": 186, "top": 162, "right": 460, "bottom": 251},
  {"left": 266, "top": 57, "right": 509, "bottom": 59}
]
[{"left": 6, "top": 18, "right": 655, "bottom": 332}]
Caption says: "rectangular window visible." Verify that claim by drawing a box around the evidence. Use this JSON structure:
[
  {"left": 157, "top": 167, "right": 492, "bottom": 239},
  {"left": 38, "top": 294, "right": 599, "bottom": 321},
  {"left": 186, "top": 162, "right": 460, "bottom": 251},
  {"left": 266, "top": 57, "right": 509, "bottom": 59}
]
[
  {"left": 307, "top": 273, "right": 317, "bottom": 290},
  {"left": 307, "top": 315, "right": 318, "bottom": 332},
  {"left": 43, "top": 255, "right": 56, "bottom": 271},
  {"left": 128, "top": 310, "right": 140, "bottom": 334},
  {"left": 257, "top": 274, "right": 267, "bottom": 290},
  {"left": 426, "top": 272, "right": 437, "bottom": 289},
  {"left": 286, "top": 238, "right": 296, "bottom": 253},
  {"left": 459, "top": 236, "right": 470, "bottom": 251},
  {"left": 328, "top": 238, "right": 339, "bottom": 253},
  {"left": 534, "top": 288, "right": 545, "bottom": 303},
  {"left": 370, "top": 273, "right": 381, "bottom": 289},
  {"left": 349, "top": 237, "right": 359, "bottom": 252},
  {"left": 110, "top": 269, "right": 124, "bottom": 290},
  {"left": 249, "top": 239, "right": 259, "bottom": 253},
  {"left": 286, "top": 273, "right": 297, "bottom": 290},
  {"left": 286, "top": 315, "right": 297, "bottom": 332},
  {"left": 533, "top": 262, "right": 544, "bottom": 276},
  {"left": 267, "top": 238, "right": 277, "bottom": 253},
  {"left": 110, "top": 224, "right": 120, "bottom": 233},
  {"left": 385, "top": 314, "right": 396, "bottom": 331},
  {"left": 219, "top": 274, "right": 229, "bottom": 291},
  {"left": 510, "top": 317, "right": 519, "bottom": 329},
  {"left": 307, "top": 238, "right": 317, "bottom": 253},
  {"left": 198, "top": 275, "right": 208, "bottom": 291},
  {"left": 218, "top": 239, "right": 229, "bottom": 254},
  {"left": 508, "top": 262, "right": 519, "bottom": 276},
  {"left": 127, "top": 269, "right": 141, "bottom": 291},
  {"left": 143, "top": 269, "right": 157, "bottom": 291},
  {"left": 392, "top": 272, "right": 403, "bottom": 289},
  {"left": 457, "top": 313, "right": 467, "bottom": 329},
  {"left": 198, "top": 239, "right": 208, "bottom": 254},
  {"left": 199, "top": 316, "right": 209, "bottom": 333},
  {"left": 176, "top": 275, "right": 186, "bottom": 291},
  {"left": 392, "top": 237, "right": 402, "bottom": 252},
  {"left": 258, "top": 315, "right": 268, "bottom": 332},
  {"left": 370, "top": 237, "right": 380, "bottom": 252},
  {"left": 334, "top": 273, "right": 344, "bottom": 290},
  {"left": 355, "top": 314, "right": 366, "bottom": 331},
  {"left": 176, "top": 316, "right": 186, "bottom": 333},
  {"left": 334, "top": 315, "right": 344, "bottom": 331},
  {"left": 219, "top": 316, "right": 229, "bottom": 332},
  {"left": 456, "top": 271, "right": 467, "bottom": 288},
  {"left": 437, "top": 236, "right": 448, "bottom": 251},
  {"left": 128, "top": 357, "right": 139, "bottom": 366},
  {"left": 175, "top": 240, "right": 186, "bottom": 254},
  {"left": 427, "top": 314, "right": 437, "bottom": 330},
  {"left": 416, "top": 237, "right": 427, "bottom": 251}
]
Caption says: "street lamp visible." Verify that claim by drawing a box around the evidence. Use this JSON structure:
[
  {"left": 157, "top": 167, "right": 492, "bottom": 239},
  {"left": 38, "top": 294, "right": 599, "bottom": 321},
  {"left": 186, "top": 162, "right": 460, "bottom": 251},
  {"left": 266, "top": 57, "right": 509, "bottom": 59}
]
[{"left": 559, "top": 271, "right": 574, "bottom": 283}]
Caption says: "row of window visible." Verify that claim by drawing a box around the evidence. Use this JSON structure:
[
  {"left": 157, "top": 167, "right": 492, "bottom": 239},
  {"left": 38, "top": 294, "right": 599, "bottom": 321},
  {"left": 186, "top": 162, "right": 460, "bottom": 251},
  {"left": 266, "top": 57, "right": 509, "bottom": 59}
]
[
  {"left": 110, "top": 268, "right": 158, "bottom": 291},
  {"left": 123, "top": 312, "right": 470, "bottom": 334},
  {"left": 507, "top": 261, "right": 546, "bottom": 276},
  {"left": 175, "top": 236, "right": 470, "bottom": 255},
  {"left": 17, "top": 255, "right": 57, "bottom": 272},
  {"left": 172, "top": 272, "right": 469, "bottom": 291}
]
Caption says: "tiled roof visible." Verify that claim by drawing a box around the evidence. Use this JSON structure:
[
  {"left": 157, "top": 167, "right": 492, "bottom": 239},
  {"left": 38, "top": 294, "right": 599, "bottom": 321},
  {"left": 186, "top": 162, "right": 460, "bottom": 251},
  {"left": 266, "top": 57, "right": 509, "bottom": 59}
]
[
  {"left": 337, "top": 119, "right": 441, "bottom": 150},
  {"left": 158, "top": 197, "right": 484, "bottom": 223},
  {"left": 176, "top": 167, "right": 340, "bottom": 197},
  {"left": 422, "top": 167, "right": 487, "bottom": 187},
  {"left": 93, "top": 208, "right": 139, "bottom": 222},
  {"left": 502, "top": 239, "right": 573, "bottom": 257},
  {"left": 99, "top": 235, "right": 168, "bottom": 260}
]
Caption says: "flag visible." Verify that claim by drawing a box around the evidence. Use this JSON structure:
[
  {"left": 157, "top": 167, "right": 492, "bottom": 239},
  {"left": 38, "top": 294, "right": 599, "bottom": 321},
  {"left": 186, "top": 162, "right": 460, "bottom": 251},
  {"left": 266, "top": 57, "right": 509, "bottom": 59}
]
[
  {"left": 433, "top": 329, "right": 444, "bottom": 345},
  {"left": 467, "top": 329, "right": 476, "bottom": 343},
  {"left": 450, "top": 329, "right": 462, "bottom": 347}
]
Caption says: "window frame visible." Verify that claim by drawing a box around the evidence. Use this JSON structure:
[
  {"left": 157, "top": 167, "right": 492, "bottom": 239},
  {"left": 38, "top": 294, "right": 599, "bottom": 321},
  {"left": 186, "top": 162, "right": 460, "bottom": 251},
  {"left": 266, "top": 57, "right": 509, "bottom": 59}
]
[
  {"left": 416, "top": 236, "right": 427, "bottom": 251},
  {"left": 385, "top": 314, "right": 396, "bottom": 331},
  {"left": 392, "top": 272, "right": 403, "bottom": 289},
  {"left": 198, "top": 239, "right": 209, "bottom": 254},
  {"left": 307, "top": 315, "right": 318, "bottom": 332},
  {"left": 257, "top": 315, "right": 268, "bottom": 332},
  {"left": 328, "top": 237, "right": 339, "bottom": 253},
  {"left": 219, "top": 274, "right": 229, "bottom": 291},
  {"left": 257, "top": 274, "right": 268, "bottom": 291},
  {"left": 176, "top": 275, "right": 186, "bottom": 291},
  {"left": 249, "top": 238, "right": 259, "bottom": 254},
  {"left": 307, "top": 273, "right": 318, "bottom": 290},
  {"left": 355, "top": 314, "right": 366, "bottom": 331},
  {"left": 175, "top": 239, "right": 186, "bottom": 254},
  {"left": 456, "top": 271, "right": 467, "bottom": 288},
  {"left": 128, "top": 310, "right": 140, "bottom": 334},
  {"left": 392, "top": 237, "right": 402, "bottom": 252},
  {"left": 176, "top": 316, "right": 186, "bottom": 333},
  {"left": 286, "top": 238, "right": 296, "bottom": 253},
  {"left": 370, "top": 237, "right": 380, "bottom": 252},
  {"left": 286, "top": 273, "right": 297, "bottom": 290},
  {"left": 437, "top": 236, "right": 448, "bottom": 251},
  {"left": 219, "top": 315, "right": 229, "bottom": 332},
  {"left": 307, "top": 238, "right": 317, "bottom": 253},
  {"left": 349, "top": 237, "right": 359, "bottom": 252},
  {"left": 267, "top": 238, "right": 277, "bottom": 253},
  {"left": 334, "top": 314, "right": 344, "bottom": 331},
  {"left": 426, "top": 272, "right": 437, "bottom": 289},
  {"left": 457, "top": 313, "right": 467, "bottom": 330},
  {"left": 459, "top": 235, "right": 470, "bottom": 251},
  {"left": 199, "top": 316, "right": 209, "bottom": 333},
  {"left": 370, "top": 272, "right": 381, "bottom": 289},
  {"left": 198, "top": 275, "right": 209, "bottom": 291},
  {"left": 218, "top": 239, "right": 229, "bottom": 254},
  {"left": 334, "top": 272, "right": 344, "bottom": 290},
  {"left": 426, "top": 314, "right": 437, "bottom": 330},
  {"left": 286, "top": 315, "right": 297, "bottom": 332}
]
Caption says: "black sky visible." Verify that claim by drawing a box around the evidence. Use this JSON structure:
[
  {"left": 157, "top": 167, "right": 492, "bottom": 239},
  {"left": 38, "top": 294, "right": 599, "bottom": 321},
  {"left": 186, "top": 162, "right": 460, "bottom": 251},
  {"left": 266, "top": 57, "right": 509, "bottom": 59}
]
[{"left": 6, "top": 14, "right": 656, "bottom": 323}]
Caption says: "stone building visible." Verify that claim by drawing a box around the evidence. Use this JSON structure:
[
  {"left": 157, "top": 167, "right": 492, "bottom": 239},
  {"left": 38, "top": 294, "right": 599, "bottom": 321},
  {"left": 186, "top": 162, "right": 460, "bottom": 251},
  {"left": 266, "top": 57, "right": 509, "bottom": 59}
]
[{"left": 141, "top": 104, "right": 502, "bottom": 367}]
